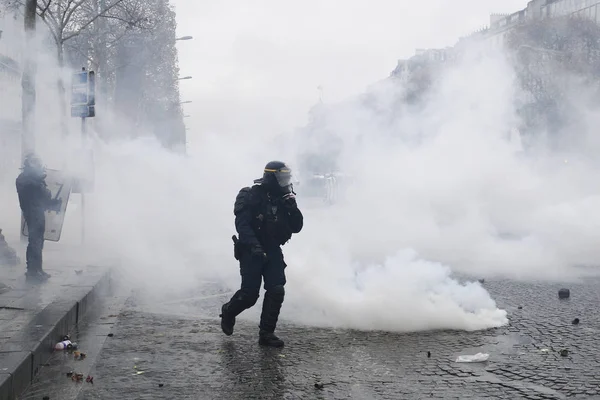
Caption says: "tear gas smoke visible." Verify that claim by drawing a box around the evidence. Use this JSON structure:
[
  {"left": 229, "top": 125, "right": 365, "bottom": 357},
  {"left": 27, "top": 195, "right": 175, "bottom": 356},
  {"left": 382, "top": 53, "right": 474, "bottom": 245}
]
[{"left": 4, "top": 16, "right": 600, "bottom": 334}]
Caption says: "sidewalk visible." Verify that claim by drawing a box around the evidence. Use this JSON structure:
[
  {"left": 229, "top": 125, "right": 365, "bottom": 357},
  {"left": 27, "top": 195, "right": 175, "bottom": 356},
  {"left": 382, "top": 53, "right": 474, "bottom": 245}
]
[{"left": 0, "top": 247, "right": 113, "bottom": 400}]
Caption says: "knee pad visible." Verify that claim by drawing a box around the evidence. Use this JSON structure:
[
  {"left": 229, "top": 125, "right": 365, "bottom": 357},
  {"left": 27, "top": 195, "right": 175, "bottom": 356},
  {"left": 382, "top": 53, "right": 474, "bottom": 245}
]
[
  {"left": 235, "top": 289, "right": 259, "bottom": 308},
  {"left": 266, "top": 285, "right": 285, "bottom": 302}
]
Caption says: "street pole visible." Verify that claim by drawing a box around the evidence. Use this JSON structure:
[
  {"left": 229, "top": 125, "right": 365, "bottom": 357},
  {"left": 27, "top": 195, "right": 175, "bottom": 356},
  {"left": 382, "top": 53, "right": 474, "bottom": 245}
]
[
  {"left": 22, "top": 0, "right": 36, "bottom": 161},
  {"left": 72, "top": 66, "right": 95, "bottom": 246},
  {"left": 21, "top": 0, "right": 37, "bottom": 243},
  {"left": 81, "top": 116, "right": 86, "bottom": 245}
]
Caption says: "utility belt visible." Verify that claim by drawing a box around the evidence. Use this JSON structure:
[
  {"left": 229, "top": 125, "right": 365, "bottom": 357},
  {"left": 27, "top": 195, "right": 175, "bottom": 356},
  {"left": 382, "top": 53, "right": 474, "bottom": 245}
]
[
  {"left": 232, "top": 235, "right": 258, "bottom": 260},
  {"left": 231, "top": 235, "right": 286, "bottom": 260}
]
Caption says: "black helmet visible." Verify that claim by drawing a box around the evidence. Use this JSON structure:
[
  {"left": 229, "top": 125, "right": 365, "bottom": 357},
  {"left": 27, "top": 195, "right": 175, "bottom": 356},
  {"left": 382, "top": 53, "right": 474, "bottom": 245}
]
[{"left": 259, "top": 161, "right": 293, "bottom": 193}]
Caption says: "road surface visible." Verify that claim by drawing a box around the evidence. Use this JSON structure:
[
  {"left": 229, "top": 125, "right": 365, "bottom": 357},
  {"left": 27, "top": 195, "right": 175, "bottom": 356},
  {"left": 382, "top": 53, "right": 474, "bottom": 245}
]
[{"left": 19, "top": 277, "right": 600, "bottom": 400}]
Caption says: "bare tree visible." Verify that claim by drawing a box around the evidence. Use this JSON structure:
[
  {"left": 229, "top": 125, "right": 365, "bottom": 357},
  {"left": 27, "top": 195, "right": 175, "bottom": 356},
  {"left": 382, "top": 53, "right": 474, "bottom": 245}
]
[
  {"left": 111, "top": 0, "right": 185, "bottom": 148},
  {"left": 2, "top": 0, "right": 150, "bottom": 134},
  {"left": 64, "top": 0, "right": 153, "bottom": 118},
  {"left": 3, "top": 0, "right": 185, "bottom": 148}
]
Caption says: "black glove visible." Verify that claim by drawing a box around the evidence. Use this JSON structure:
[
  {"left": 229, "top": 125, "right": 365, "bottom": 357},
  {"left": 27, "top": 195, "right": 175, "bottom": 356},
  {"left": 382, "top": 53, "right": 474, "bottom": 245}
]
[
  {"left": 282, "top": 193, "right": 297, "bottom": 209},
  {"left": 250, "top": 244, "right": 268, "bottom": 263}
]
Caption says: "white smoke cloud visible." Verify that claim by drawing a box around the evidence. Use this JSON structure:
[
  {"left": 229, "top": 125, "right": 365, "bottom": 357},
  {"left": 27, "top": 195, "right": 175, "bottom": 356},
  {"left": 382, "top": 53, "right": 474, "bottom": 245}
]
[{"left": 6, "top": 6, "right": 600, "bottom": 335}]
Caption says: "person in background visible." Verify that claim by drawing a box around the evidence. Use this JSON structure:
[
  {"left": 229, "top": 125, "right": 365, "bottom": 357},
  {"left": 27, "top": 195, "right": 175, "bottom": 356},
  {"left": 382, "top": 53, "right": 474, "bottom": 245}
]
[
  {"left": 220, "top": 161, "right": 304, "bottom": 348},
  {"left": 15, "top": 153, "right": 61, "bottom": 283},
  {"left": 0, "top": 228, "right": 20, "bottom": 267},
  {"left": 0, "top": 227, "right": 19, "bottom": 294}
]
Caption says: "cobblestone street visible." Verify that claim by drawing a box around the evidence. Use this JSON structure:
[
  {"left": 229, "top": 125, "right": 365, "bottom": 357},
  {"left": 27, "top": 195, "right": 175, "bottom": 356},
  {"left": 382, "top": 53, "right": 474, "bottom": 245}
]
[{"left": 20, "top": 277, "right": 600, "bottom": 399}]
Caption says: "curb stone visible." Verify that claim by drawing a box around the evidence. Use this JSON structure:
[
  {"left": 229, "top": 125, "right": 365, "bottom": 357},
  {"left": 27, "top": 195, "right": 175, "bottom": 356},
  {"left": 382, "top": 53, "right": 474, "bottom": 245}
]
[{"left": 0, "top": 269, "right": 111, "bottom": 400}]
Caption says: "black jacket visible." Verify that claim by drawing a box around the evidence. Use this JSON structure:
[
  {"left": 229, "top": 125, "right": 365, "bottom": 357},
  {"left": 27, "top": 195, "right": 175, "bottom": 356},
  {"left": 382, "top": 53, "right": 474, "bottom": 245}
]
[
  {"left": 234, "top": 184, "right": 303, "bottom": 248},
  {"left": 16, "top": 170, "right": 58, "bottom": 223}
]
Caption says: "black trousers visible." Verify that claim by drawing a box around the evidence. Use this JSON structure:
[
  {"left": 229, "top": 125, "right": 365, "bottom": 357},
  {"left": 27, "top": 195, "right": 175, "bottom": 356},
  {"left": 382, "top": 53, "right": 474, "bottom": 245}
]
[
  {"left": 225, "top": 244, "right": 287, "bottom": 333},
  {"left": 25, "top": 214, "right": 45, "bottom": 271}
]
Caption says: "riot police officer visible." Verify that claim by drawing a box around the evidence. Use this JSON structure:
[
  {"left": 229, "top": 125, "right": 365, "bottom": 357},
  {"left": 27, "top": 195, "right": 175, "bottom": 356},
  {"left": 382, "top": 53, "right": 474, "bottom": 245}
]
[
  {"left": 220, "top": 161, "right": 304, "bottom": 348},
  {"left": 16, "top": 153, "right": 61, "bottom": 282}
]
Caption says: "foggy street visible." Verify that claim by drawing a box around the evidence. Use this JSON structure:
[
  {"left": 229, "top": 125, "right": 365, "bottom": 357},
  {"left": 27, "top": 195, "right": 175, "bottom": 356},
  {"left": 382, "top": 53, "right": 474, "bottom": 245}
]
[
  {"left": 6, "top": 0, "right": 600, "bottom": 398},
  {"left": 18, "top": 277, "right": 600, "bottom": 400}
]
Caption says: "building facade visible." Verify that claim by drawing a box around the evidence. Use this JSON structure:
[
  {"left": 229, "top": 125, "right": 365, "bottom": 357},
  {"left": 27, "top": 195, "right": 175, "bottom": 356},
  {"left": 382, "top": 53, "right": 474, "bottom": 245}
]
[
  {"left": 481, "top": 0, "right": 600, "bottom": 48},
  {"left": 391, "top": 0, "right": 600, "bottom": 85},
  {"left": 393, "top": 0, "right": 600, "bottom": 71},
  {"left": 0, "top": 14, "right": 22, "bottom": 179}
]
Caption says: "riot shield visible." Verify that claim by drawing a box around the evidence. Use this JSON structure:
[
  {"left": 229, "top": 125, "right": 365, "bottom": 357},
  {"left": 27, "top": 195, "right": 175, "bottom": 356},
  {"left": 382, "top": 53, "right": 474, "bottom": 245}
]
[{"left": 21, "top": 168, "right": 72, "bottom": 242}]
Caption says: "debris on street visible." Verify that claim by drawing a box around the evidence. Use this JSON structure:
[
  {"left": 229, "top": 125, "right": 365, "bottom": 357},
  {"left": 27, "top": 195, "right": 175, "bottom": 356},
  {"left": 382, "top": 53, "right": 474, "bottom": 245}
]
[
  {"left": 55, "top": 339, "right": 73, "bottom": 350},
  {"left": 72, "top": 373, "right": 84, "bottom": 382},
  {"left": 560, "top": 349, "right": 569, "bottom": 357},
  {"left": 455, "top": 353, "right": 490, "bottom": 363}
]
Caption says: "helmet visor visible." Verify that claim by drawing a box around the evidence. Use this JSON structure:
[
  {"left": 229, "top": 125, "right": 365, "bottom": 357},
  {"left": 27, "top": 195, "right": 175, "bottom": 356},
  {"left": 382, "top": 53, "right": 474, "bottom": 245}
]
[{"left": 274, "top": 168, "right": 292, "bottom": 188}]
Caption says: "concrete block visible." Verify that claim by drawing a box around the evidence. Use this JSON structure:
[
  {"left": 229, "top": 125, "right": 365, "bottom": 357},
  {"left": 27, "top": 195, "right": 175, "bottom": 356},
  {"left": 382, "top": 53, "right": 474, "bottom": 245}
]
[{"left": 0, "top": 351, "right": 32, "bottom": 399}]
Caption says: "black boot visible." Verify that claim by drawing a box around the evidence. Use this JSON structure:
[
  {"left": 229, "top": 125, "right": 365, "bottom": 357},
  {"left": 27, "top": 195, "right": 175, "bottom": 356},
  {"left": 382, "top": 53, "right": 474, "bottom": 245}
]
[
  {"left": 258, "top": 285, "right": 285, "bottom": 348},
  {"left": 25, "top": 269, "right": 50, "bottom": 283},
  {"left": 220, "top": 290, "right": 259, "bottom": 336},
  {"left": 219, "top": 303, "right": 236, "bottom": 336},
  {"left": 259, "top": 330, "right": 284, "bottom": 348}
]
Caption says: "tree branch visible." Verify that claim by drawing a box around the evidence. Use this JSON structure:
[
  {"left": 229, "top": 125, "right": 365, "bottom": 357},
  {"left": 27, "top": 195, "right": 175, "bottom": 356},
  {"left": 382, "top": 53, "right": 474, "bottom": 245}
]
[
  {"left": 36, "top": 7, "right": 61, "bottom": 44},
  {"left": 61, "top": 0, "right": 76, "bottom": 27},
  {"left": 65, "top": 42, "right": 98, "bottom": 68},
  {"left": 100, "top": 14, "right": 147, "bottom": 29},
  {"left": 105, "top": 28, "right": 133, "bottom": 47},
  {"left": 36, "top": 1, "right": 61, "bottom": 34},
  {"left": 38, "top": 0, "right": 52, "bottom": 18},
  {"left": 62, "top": 0, "right": 125, "bottom": 42}
]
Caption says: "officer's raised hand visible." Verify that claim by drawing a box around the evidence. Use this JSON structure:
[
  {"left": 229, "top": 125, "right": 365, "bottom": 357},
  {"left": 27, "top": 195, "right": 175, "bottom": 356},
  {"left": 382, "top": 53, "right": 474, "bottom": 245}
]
[
  {"left": 282, "top": 187, "right": 303, "bottom": 234},
  {"left": 282, "top": 192, "right": 297, "bottom": 209}
]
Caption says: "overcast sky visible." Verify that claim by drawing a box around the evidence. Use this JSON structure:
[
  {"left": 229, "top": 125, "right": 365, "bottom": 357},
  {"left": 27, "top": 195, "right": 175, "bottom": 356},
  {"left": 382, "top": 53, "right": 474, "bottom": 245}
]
[{"left": 172, "top": 0, "right": 528, "bottom": 139}]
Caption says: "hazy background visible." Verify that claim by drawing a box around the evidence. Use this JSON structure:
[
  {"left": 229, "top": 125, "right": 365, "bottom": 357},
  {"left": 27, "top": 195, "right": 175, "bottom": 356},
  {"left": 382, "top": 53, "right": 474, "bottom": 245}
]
[
  {"left": 7, "top": 0, "right": 600, "bottom": 334},
  {"left": 172, "top": 0, "right": 527, "bottom": 139}
]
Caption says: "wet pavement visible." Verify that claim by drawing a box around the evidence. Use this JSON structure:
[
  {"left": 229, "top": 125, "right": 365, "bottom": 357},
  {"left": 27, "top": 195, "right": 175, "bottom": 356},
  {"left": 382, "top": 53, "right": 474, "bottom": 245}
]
[
  {"left": 17, "top": 289, "right": 128, "bottom": 400},
  {"left": 0, "top": 246, "right": 114, "bottom": 400},
  {"left": 17, "top": 276, "right": 600, "bottom": 400},
  {"left": 0, "top": 248, "right": 111, "bottom": 338}
]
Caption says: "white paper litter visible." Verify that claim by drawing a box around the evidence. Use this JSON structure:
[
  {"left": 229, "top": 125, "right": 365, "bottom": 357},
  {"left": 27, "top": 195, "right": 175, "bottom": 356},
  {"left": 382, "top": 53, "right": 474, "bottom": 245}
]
[{"left": 455, "top": 353, "right": 490, "bottom": 363}]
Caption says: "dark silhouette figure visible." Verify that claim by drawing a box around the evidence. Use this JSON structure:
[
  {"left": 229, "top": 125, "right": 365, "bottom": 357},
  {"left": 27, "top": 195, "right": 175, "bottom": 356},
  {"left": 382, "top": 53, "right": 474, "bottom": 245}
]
[
  {"left": 16, "top": 154, "right": 60, "bottom": 282},
  {"left": 220, "top": 161, "right": 304, "bottom": 348}
]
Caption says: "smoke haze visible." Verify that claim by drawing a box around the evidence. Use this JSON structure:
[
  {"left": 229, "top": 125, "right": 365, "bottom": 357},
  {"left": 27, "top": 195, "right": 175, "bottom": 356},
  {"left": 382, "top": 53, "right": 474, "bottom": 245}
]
[{"left": 4, "top": 0, "right": 600, "bottom": 333}]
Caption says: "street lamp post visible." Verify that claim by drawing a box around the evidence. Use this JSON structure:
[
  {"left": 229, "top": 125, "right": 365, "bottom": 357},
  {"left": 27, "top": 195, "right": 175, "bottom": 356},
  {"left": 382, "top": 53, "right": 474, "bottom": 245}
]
[
  {"left": 173, "top": 28, "right": 192, "bottom": 154},
  {"left": 22, "top": 0, "right": 37, "bottom": 163}
]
